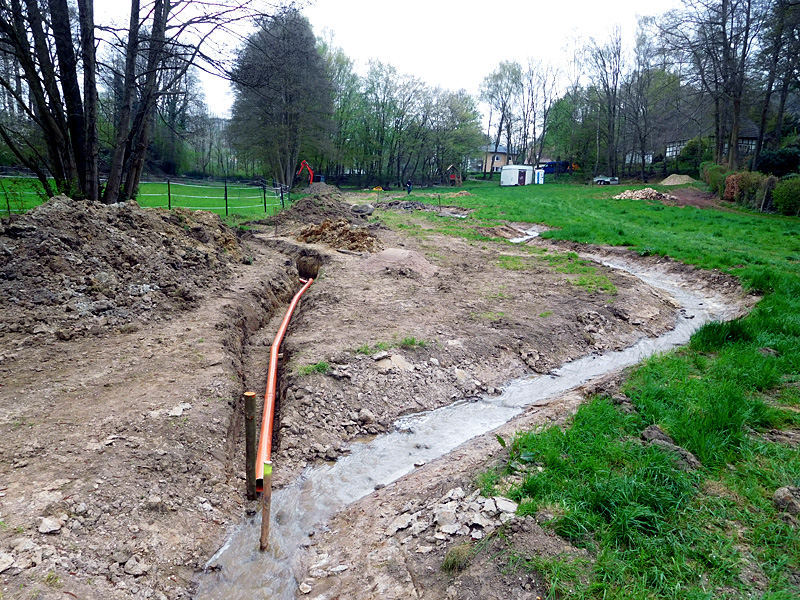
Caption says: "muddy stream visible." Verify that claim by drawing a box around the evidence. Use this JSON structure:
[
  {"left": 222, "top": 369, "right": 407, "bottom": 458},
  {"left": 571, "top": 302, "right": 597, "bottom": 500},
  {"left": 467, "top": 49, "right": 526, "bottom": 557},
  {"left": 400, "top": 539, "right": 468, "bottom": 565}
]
[{"left": 196, "top": 254, "right": 743, "bottom": 599}]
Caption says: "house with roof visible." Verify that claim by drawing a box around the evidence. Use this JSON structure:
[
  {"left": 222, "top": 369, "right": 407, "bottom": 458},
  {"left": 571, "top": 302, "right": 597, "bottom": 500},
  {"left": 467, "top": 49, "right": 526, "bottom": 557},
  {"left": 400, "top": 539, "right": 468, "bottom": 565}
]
[
  {"left": 472, "top": 144, "right": 519, "bottom": 173},
  {"left": 666, "top": 118, "right": 760, "bottom": 159}
]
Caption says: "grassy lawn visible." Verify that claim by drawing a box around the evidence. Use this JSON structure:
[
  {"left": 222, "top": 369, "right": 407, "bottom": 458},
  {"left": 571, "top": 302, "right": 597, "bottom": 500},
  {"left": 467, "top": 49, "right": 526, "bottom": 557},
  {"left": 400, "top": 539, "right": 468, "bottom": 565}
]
[
  {"left": 396, "top": 181, "right": 800, "bottom": 599},
  {"left": 0, "top": 177, "right": 283, "bottom": 218}
]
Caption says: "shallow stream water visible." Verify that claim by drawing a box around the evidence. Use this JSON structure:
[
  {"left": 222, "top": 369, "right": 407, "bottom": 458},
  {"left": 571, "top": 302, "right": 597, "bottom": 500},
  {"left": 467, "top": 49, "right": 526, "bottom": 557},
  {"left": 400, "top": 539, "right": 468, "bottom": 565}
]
[{"left": 196, "top": 255, "right": 742, "bottom": 600}]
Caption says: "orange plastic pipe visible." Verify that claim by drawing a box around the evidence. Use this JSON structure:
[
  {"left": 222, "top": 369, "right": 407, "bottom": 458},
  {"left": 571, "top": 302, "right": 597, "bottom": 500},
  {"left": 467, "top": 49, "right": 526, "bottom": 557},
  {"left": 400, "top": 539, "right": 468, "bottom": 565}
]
[{"left": 256, "top": 277, "right": 314, "bottom": 493}]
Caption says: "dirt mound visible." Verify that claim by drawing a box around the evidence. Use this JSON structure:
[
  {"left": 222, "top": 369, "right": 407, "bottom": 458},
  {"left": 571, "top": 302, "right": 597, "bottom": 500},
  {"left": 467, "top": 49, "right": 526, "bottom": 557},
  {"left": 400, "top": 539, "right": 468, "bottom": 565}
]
[
  {"left": 661, "top": 174, "right": 697, "bottom": 185},
  {"left": 614, "top": 188, "right": 679, "bottom": 202},
  {"left": 0, "top": 195, "right": 245, "bottom": 340},
  {"left": 380, "top": 199, "right": 472, "bottom": 217},
  {"left": 361, "top": 247, "right": 438, "bottom": 277},
  {"left": 297, "top": 218, "right": 383, "bottom": 252},
  {"left": 275, "top": 193, "right": 362, "bottom": 226},
  {"left": 302, "top": 182, "right": 343, "bottom": 197}
]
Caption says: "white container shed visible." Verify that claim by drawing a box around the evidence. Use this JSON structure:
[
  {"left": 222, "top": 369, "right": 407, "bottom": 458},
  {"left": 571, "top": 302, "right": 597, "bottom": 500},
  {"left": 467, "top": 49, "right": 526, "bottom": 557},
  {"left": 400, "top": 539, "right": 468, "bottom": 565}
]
[{"left": 500, "top": 165, "right": 534, "bottom": 186}]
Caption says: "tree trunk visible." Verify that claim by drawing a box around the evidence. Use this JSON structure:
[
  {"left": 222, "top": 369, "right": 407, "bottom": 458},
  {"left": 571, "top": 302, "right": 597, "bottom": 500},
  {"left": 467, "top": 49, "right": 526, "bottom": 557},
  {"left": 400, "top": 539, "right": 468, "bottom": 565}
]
[
  {"left": 48, "top": 0, "right": 87, "bottom": 195},
  {"left": 78, "top": 0, "right": 98, "bottom": 201},
  {"left": 123, "top": 0, "right": 168, "bottom": 200},
  {"left": 103, "top": 1, "right": 139, "bottom": 203}
]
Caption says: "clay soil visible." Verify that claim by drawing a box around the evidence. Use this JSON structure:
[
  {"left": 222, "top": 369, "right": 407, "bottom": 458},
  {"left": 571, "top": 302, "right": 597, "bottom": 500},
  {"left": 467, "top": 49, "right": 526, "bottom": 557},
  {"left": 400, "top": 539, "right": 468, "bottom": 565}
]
[{"left": 0, "top": 187, "right": 747, "bottom": 599}]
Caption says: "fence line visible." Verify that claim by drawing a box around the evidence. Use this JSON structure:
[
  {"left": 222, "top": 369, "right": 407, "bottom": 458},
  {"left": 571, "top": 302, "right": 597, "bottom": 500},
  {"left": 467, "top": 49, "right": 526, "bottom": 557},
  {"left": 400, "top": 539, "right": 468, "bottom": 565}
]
[{"left": 1, "top": 177, "right": 291, "bottom": 216}]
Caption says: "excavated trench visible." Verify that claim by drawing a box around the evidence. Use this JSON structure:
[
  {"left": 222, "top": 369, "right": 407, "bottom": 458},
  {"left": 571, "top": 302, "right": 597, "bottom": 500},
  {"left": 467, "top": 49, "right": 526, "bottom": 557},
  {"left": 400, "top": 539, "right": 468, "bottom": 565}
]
[
  {"left": 195, "top": 252, "right": 748, "bottom": 600},
  {"left": 218, "top": 241, "right": 327, "bottom": 490}
]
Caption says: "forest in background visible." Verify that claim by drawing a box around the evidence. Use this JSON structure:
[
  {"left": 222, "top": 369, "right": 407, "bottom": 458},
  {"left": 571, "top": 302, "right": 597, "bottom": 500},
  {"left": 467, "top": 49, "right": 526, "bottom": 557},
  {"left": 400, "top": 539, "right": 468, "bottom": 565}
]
[{"left": 1, "top": 0, "right": 800, "bottom": 196}]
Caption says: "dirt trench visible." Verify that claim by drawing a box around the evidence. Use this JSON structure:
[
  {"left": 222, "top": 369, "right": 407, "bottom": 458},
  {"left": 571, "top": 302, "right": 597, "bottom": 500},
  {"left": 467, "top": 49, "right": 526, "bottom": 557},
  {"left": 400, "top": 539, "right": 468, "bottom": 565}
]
[{"left": 0, "top": 199, "right": 317, "bottom": 599}]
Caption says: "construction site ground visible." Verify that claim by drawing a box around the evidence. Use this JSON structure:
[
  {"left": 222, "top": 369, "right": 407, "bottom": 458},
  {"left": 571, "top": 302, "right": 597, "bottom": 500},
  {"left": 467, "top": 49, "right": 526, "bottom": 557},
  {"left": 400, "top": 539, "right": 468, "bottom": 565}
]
[{"left": 0, "top": 185, "right": 748, "bottom": 599}]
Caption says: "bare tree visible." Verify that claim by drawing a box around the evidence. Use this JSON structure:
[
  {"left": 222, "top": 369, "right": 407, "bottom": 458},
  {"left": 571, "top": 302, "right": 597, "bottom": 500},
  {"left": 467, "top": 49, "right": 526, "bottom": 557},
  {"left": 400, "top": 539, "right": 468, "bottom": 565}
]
[
  {"left": 0, "top": 0, "right": 276, "bottom": 202},
  {"left": 479, "top": 61, "right": 522, "bottom": 176},
  {"left": 588, "top": 26, "right": 624, "bottom": 176}
]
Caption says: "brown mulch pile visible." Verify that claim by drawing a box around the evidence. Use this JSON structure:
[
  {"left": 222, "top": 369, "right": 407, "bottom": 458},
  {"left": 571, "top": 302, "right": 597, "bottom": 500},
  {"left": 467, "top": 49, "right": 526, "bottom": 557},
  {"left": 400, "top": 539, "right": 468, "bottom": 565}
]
[
  {"left": 0, "top": 196, "right": 245, "bottom": 340},
  {"left": 296, "top": 218, "right": 383, "bottom": 253},
  {"left": 614, "top": 188, "right": 679, "bottom": 202}
]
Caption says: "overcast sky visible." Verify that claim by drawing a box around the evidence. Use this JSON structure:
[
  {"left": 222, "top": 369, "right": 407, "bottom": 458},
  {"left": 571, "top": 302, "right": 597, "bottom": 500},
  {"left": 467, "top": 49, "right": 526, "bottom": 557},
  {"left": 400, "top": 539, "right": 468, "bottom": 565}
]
[{"left": 99, "top": 0, "right": 683, "bottom": 117}]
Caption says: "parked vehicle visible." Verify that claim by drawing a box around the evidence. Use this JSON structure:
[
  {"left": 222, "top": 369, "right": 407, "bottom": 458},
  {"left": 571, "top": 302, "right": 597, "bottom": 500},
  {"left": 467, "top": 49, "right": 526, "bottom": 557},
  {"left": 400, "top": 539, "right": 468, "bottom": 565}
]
[{"left": 593, "top": 175, "right": 619, "bottom": 185}]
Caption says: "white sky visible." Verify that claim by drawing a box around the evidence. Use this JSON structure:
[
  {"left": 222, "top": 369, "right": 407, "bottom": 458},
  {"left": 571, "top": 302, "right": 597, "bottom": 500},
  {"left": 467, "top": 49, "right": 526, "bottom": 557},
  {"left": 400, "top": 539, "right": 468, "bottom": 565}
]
[{"left": 96, "top": 0, "right": 684, "bottom": 117}]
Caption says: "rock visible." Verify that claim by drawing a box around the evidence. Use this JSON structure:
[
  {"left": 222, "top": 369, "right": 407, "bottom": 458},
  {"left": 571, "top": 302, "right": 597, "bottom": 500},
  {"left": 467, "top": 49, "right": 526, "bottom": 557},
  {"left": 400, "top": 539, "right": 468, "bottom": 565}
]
[
  {"left": 358, "top": 408, "right": 375, "bottom": 424},
  {"left": 430, "top": 358, "right": 440, "bottom": 367},
  {"left": 372, "top": 351, "right": 389, "bottom": 361},
  {"left": 440, "top": 522, "right": 461, "bottom": 535},
  {"left": 389, "top": 354, "right": 414, "bottom": 372},
  {"left": 123, "top": 555, "right": 149, "bottom": 576},
  {"left": 415, "top": 545, "right": 434, "bottom": 554},
  {"left": 328, "top": 565, "right": 349, "bottom": 574},
  {"left": 386, "top": 513, "right": 414, "bottom": 536},
  {"left": 351, "top": 204, "right": 375, "bottom": 216},
  {"left": 453, "top": 368, "right": 471, "bottom": 387},
  {"left": 409, "top": 519, "right": 430, "bottom": 536},
  {"left": 38, "top": 517, "right": 62, "bottom": 534},
  {"left": 480, "top": 497, "right": 497, "bottom": 515},
  {"left": 649, "top": 439, "right": 702, "bottom": 471},
  {"left": 471, "top": 529, "right": 484, "bottom": 540},
  {"left": 167, "top": 402, "right": 192, "bottom": 417},
  {"left": 774, "top": 487, "right": 800, "bottom": 515},
  {"left": 494, "top": 497, "right": 518, "bottom": 514},
  {"left": 0, "top": 553, "right": 13, "bottom": 574},
  {"left": 641, "top": 424, "right": 674, "bottom": 445},
  {"left": 444, "top": 487, "right": 465, "bottom": 501},
  {"left": 434, "top": 503, "right": 458, "bottom": 527},
  {"left": 469, "top": 512, "right": 494, "bottom": 529},
  {"left": 298, "top": 582, "right": 313, "bottom": 594}
]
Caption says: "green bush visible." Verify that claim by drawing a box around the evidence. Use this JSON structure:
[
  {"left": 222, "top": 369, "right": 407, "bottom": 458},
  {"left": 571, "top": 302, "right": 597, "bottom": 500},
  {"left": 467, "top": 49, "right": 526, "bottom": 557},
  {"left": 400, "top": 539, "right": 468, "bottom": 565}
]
[
  {"left": 677, "top": 137, "right": 712, "bottom": 177},
  {"left": 701, "top": 162, "right": 731, "bottom": 199},
  {"left": 725, "top": 171, "right": 767, "bottom": 209},
  {"left": 756, "top": 147, "right": 800, "bottom": 177},
  {"left": 755, "top": 174, "right": 777, "bottom": 212},
  {"left": 772, "top": 176, "right": 800, "bottom": 216}
]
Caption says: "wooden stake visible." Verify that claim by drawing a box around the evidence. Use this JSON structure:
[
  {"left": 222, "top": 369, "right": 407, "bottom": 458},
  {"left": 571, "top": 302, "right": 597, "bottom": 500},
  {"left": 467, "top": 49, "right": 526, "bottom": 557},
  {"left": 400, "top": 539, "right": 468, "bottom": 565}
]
[
  {"left": 244, "top": 391, "right": 257, "bottom": 501},
  {"left": 259, "top": 463, "right": 273, "bottom": 551}
]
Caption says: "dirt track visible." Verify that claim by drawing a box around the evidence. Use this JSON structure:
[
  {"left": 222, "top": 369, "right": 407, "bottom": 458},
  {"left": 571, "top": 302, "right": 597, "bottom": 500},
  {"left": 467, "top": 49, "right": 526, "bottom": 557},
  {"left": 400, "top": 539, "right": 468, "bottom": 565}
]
[{"left": 0, "top": 187, "right": 747, "bottom": 599}]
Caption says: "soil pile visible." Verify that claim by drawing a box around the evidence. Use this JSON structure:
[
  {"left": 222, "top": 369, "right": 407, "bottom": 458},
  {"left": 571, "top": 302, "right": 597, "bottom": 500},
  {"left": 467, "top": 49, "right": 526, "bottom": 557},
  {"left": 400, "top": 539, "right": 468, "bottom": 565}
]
[
  {"left": 380, "top": 199, "right": 472, "bottom": 217},
  {"left": 303, "top": 182, "right": 343, "bottom": 197},
  {"left": 361, "top": 247, "right": 438, "bottom": 277},
  {"left": 297, "top": 218, "right": 383, "bottom": 252},
  {"left": 276, "top": 192, "right": 361, "bottom": 226},
  {"left": 0, "top": 196, "right": 245, "bottom": 340},
  {"left": 660, "top": 174, "right": 697, "bottom": 185},
  {"left": 614, "top": 188, "right": 679, "bottom": 202}
]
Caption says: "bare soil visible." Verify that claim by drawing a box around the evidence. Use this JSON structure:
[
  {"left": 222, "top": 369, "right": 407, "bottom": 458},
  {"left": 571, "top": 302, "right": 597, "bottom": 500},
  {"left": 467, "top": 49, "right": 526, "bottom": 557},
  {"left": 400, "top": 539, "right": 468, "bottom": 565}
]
[{"left": 0, "top": 188, "right": 748, "bottom": 599}]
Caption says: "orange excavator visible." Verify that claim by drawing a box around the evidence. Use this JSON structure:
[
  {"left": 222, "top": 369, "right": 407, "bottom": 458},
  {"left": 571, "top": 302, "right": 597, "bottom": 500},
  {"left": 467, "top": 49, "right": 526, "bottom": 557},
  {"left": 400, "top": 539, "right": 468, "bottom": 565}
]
[{"left": 297, "top": 160, "right": 314, "bottom": 186}]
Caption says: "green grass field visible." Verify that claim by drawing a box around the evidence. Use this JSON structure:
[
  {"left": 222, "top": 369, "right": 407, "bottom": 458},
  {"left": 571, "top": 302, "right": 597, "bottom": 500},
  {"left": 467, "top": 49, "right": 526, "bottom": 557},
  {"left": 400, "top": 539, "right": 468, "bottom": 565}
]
[
  {"left": 378, "top": 180, "right": 800, "bottom": 599},
  {"left": 0, "top": 177, "right": 284, "bottom": 218}
]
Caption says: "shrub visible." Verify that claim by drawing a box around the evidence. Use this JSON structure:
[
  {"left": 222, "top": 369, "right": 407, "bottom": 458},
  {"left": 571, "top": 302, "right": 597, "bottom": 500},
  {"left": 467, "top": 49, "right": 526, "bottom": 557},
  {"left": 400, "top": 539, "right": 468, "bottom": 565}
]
[
  {"left": 723, "top": 173, "right": 740, "bottom": 202},
  {"left": 755, "top": 174, "right": 778, "bottom": 212},
  {"left": 756, "top": 147, "right": 800, "bottom": 177},
  {"left": 732, "top": 171, "right": 766, "bottom": 209},
  {"left": 772, "top": 176, "right": 800, "bottom": 216},
  {"left": 701, "top": 162, "right": 731, "bottom": 199},
  {"left": 678, "top": 137, "right": 712, "bottom": 177}
]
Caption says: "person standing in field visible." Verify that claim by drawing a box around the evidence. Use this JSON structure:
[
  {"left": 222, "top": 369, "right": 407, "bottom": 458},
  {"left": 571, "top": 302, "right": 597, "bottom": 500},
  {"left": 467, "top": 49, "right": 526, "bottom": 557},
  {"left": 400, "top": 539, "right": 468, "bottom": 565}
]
[{"left": 406, "top": 180, "right": 412, "bottom": 195}]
